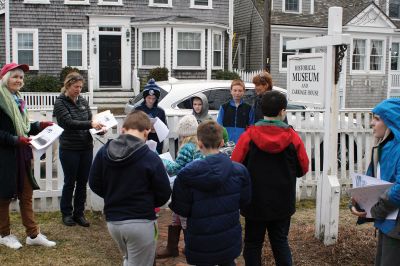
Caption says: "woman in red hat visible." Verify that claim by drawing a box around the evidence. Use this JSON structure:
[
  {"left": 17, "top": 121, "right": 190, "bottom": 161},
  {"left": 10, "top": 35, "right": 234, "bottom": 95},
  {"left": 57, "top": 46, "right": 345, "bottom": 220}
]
[{"left": 0, "top": 63, "right": 56, "bottom": 249}]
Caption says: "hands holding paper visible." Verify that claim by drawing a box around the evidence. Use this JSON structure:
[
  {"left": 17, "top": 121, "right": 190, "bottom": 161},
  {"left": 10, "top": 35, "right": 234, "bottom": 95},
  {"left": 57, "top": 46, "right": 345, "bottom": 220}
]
[
  {"left": 350, "top": 197, "right": 367, "bottom": 218},
  {"left": 91, "top": 120, "right": 105, "bottom": 130}
]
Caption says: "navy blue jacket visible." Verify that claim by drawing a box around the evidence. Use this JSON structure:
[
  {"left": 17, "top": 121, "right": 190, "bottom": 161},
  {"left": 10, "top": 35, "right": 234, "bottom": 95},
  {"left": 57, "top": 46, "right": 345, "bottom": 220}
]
[
  {"left": 135, "top": 102, "right": 167, "bottom": 154},
  {"left": 217, "top": 100, "right": 254, "bottom": 143},
  {"left": 169, "top": 153, "right": 251, "bottom": 265},
  {"left": 89, "top": 134, "right": 171, "bottom": 221}
]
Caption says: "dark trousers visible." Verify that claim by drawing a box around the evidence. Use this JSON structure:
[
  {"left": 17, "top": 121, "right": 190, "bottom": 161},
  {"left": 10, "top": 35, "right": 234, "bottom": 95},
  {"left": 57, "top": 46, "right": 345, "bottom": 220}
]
[
  {"left": 59, "top": 148, "right": 93, "bottom": 218},
  {"left": 375, "top": 231, "right": 400, "bottom": 266},
  {"left": 243, "top": 217, "right": 292, "bottom": 266}
]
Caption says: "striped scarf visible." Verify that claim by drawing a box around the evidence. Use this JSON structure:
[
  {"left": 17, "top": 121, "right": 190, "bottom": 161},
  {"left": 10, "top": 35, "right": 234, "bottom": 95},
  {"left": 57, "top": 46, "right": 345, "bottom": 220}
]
[{"left": 0, "top": 83, "right": 30, "bottom": 137}]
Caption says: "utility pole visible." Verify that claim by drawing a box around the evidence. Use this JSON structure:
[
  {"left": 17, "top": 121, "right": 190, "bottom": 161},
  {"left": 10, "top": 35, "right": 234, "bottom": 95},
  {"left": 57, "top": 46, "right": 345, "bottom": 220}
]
[{"left": 263, "top": 0, "right": 272, "bottom": 72}]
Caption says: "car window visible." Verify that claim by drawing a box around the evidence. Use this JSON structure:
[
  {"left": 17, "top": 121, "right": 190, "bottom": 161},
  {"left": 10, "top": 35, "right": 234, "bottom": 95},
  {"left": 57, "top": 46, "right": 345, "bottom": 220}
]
[
  {"left": 243, "top": 89, "right": 256, "bottom": 106},
  {"left": 207, "top": 89, "right": 232, "bottom": 110}
]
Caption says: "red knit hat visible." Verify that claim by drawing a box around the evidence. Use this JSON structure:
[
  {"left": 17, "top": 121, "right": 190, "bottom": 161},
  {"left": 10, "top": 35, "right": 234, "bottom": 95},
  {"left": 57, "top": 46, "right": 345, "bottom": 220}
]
[{"left": 0, "top": 63, "right": 29, "bottom": 78}]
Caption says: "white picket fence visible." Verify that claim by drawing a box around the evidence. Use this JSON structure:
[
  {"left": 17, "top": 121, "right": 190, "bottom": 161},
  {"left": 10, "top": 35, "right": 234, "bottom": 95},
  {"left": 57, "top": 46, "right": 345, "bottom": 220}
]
[
  {"left": 234, "top": 69, "right": 262, "bottom": 82},
  {"left": 24, "top": 108, "right": 373, "bottom": 212},
  {"left": 21, "top": 92, "right": 91, "bottom": 110}
]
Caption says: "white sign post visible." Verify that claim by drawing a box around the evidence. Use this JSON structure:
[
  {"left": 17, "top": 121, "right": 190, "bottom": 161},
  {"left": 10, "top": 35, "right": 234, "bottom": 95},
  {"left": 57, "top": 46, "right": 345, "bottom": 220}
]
[
  {"left": 287, "top": 7, "right": 351, "bottom": 245},
  {"left": 287, "top": 53, "right": 325, "bottom": 107}
]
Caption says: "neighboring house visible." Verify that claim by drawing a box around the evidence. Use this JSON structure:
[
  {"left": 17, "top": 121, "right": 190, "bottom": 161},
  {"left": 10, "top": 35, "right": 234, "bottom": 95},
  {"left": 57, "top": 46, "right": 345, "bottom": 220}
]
[
  {"left": 0, "top": 0, "right": 234, "bottom": 103},
  {"left": 234, "top": 0, "right": 400, "bottom": 108}
]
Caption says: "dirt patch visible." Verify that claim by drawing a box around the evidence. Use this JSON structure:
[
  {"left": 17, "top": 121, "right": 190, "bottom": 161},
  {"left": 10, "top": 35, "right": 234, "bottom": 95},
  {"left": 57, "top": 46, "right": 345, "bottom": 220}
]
[{"left": 0, "top": 203, "right": 376, "bottom": 266}]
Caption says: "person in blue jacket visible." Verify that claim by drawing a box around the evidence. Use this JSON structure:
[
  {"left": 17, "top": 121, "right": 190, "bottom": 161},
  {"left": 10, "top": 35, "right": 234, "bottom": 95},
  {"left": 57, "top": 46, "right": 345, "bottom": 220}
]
[
  {"left": 217, "top": 79, "right": 254, "bottom": 143},
  {"left": 350, "top": 98, "right": 400, "bottom": 266},
  {"left": 169, "top": 120, "right": 251, "bottom": 266}
]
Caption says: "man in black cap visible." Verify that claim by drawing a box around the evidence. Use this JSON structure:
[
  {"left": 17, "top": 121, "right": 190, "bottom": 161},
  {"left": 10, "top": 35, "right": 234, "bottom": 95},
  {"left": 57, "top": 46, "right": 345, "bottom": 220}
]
[{"left": 135, "top": 78, "right": 168, "bottom": 153}]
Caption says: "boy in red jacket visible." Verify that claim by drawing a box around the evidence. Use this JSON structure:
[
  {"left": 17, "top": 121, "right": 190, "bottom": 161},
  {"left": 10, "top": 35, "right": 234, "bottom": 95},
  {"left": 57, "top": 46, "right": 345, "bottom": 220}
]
[{"left": 231, "top": 90, "right": 309, "bottom": 266}]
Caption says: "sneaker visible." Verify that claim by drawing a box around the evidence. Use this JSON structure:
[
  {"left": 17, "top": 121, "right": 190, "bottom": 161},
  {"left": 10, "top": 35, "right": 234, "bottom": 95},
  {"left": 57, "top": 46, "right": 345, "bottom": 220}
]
[
  {"left": 26, "top": 233, "right": 56, "bottom": 247},
  {"left": 0, "top": 234, "right": 22, "bottom": 249}
]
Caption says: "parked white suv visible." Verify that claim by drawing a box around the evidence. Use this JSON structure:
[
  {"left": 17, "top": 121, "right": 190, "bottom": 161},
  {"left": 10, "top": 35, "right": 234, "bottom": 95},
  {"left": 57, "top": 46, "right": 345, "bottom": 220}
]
[{"left": 125, "top": 79, "right": 306, "bottom": 115}]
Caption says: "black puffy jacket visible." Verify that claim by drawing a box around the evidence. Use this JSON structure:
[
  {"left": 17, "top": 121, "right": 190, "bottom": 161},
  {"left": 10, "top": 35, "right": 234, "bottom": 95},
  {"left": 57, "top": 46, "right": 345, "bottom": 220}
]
[{"left": 53, "top": 94, "right": 93, "bottom": 150}]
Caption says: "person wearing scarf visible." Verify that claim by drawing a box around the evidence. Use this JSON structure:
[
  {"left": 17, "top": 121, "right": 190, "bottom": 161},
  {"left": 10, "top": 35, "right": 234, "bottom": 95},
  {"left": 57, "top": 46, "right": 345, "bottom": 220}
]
[
  {"left": 350, "top": 98, "right": 400, "bottom": 266},
  {"left": 0, "top": 63, "right": 56, "bottom": 249}
]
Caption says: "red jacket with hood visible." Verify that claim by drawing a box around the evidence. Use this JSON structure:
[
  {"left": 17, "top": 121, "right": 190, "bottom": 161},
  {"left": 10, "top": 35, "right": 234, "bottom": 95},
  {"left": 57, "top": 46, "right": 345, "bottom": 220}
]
[{"left": 231, "top": 120, "right": 309, "bottom": 220}]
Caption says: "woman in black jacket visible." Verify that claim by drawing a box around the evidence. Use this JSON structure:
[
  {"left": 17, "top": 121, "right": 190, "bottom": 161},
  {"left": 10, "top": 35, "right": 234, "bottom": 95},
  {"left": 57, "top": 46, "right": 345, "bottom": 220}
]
[
  {"left": 0, "top": 63, "right": 55, "bottom": 249},
  {"left": 53, "top": 72, "right": 104, "bottom": 227}
]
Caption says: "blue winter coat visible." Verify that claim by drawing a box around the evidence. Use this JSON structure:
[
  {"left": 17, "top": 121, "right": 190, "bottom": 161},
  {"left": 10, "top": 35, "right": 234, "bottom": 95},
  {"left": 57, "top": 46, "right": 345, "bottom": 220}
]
[
  {"left": 368, "top": 98, "right": 400, "bottom": 239},
  {"left": 169, "top": 153, "right": 251, "bottom": 265}
]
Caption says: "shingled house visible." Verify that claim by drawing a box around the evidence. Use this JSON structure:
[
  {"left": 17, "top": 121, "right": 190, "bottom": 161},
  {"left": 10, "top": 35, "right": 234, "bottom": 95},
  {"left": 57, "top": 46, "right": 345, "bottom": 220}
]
[
  {"left": 234, "top": 0, "right": 400, "bottom": 108},
  {"left": 0, "top": 0, "right": 234, "bottom": 107}
]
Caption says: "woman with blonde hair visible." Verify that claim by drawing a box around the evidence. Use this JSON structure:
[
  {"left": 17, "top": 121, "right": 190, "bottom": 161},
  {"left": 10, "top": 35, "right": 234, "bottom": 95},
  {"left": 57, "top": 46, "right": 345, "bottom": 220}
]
[
  {"left": 157, "top": 114, "right": 204, "bottom": 258},
  {"left": 0, "top": 63, "right": 55, "bottom": 249},
  {"left": 53, "top": 72, "right": 104, "bottom": 227}
]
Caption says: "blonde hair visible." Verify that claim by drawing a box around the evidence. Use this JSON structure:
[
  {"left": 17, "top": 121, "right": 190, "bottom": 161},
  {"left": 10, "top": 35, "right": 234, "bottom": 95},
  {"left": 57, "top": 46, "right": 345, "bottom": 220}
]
[
  {"left": 61, "top": 72, "right": 84, "bottom": 93},
  {"left": 179, "top": 135, "right": 198, "bottom": 150}
]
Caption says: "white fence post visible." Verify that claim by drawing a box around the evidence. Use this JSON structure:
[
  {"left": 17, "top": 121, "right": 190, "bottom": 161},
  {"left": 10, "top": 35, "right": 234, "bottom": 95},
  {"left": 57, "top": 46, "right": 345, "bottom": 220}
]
[{"left": 321, "top": 175, "right": 341, "bottom": 245}]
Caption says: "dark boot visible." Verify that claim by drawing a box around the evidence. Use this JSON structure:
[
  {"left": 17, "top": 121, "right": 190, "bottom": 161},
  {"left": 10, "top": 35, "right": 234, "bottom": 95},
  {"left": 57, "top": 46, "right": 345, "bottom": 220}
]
[{"left": 156, "top": 225, "right": 181, "bottom": 258}]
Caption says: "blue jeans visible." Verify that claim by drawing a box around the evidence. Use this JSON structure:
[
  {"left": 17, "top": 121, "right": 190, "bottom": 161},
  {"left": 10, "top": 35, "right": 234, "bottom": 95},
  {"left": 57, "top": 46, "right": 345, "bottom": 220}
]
[
  {"left": 59, "top": 148, "right": 93, "bottom": 217},
  {"left": 243, "top": 217, "right": 292, "bottom": 266}
]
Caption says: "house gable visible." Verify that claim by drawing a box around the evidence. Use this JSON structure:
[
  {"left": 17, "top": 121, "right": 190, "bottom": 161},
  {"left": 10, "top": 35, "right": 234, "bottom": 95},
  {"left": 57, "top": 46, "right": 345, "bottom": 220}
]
[{"left": 345, "top": 3, "right": 397, "bottom": 32}]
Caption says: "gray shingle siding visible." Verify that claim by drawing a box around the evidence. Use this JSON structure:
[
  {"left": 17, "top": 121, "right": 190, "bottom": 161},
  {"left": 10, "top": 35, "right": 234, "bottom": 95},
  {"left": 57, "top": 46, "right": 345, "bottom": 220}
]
[
  {"left": 236, "top": 0, "right": 398, "bottom": 107},
  {"left": 8, "top": 0, "right": 229, "bottom": 79},
  {"left": 0, "top": 15, "right": 5, "bottom": 66},
  {"left": 233, "top": 0, "right": 264, "bottom": 70}
]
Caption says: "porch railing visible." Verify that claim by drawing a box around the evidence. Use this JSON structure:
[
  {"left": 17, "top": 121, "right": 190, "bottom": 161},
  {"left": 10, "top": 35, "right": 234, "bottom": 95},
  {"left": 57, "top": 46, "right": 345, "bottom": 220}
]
[
  {"left": 24, "top": 109, "right": 373, "bottom": 212},
  {"left": 21, "top": 92, "right": 91, "bottom": 110}
]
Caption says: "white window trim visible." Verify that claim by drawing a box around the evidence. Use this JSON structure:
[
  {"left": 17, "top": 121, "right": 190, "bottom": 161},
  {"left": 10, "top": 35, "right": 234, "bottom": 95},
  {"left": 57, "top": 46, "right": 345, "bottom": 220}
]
[
  {"left": 139, "top": 28, "right": 164, "bottom": 69},
  {"left": 23, "top": 0, "right": 50, "bottom": 4},
  {"left": 98, "top": 0, "right": 123, "bottom": 6},
  {"left": 390, "top": 38, "right": 400, "bottom": 72},
  {"left": 238, "top": 37, "right": 246, "bottom": 70},
  {"left": 212, "top": 31, "right": 224, "bottom": 70},
  {"left": 12, "top": 28, "right": 39, "bottom": 70},
  {"left": 350, "top": 36, "right": 386, "bottom": 75},
  {"left": 282, "top": 0, "right": 302, "bottom": 14},
  {"left": 173, "top": 28, "right": 205, "bottom": 70},
  {"left": 190, "top": 0, "right": 212, "bottom": 9},
  {"left": 64, "top": 0, "right": 90, "bottom": 5},
  {"left": 62, "top": 29, "right": 88, "bottom": 70},
  {"left": 278, "top": 34, "right": 315, "bottom": 73},
  {"left": 149, "top": 0, "right": 172, "bottom": 8}
]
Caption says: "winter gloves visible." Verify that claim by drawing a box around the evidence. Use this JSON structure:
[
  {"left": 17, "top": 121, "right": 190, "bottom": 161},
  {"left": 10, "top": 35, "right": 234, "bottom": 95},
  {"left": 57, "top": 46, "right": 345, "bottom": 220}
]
[
  {"left": 39, "top": 121, "right": 54, "bottom": 130},
  {"left": 17, "top": 136, "right": 32, "bottom": 146}
]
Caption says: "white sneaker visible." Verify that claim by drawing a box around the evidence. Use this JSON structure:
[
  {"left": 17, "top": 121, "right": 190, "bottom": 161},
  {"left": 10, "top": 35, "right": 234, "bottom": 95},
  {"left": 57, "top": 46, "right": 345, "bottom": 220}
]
[
  {"left": 26, "top": 233, "right": 56, "bottom": 247},
  {"left": 0, "top": 234, "right": 23, "bottom": 249}
]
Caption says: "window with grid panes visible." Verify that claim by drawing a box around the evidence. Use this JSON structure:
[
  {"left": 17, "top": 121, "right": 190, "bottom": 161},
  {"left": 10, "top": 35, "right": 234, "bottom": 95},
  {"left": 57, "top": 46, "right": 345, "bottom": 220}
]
[
  {"left": 142, "top": 32, "right": 161, "bottom": 66},
  {"left": 66, "top": 34, "right": 83, "bottom": 66},
  {"left": 18, "top": 33, "right": 34, "bottom": 66},
  {"left": 285, "top": 0, "right": 299, "bottom": 12},
  {"left": 213, "top": 33, "right": 222, "bottom": 68},
  {"left": 177, "top": 32, "right": 201, "bottom": 67}
]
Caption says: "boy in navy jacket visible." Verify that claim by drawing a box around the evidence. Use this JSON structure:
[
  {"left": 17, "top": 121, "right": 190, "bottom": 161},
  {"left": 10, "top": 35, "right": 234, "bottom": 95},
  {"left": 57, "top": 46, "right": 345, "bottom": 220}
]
[
  {"left": 170, "top": 120, "right": 251, "bottom": 266},
  {"left": 89, "top": 110, "right": 171, "bottom": 266}
]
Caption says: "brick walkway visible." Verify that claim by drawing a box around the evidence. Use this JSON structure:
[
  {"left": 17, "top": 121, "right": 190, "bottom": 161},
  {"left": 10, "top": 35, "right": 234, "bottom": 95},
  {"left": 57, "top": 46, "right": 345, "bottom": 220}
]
[{"left": 156, "top": 209, "right": 245, "bottom": 266}]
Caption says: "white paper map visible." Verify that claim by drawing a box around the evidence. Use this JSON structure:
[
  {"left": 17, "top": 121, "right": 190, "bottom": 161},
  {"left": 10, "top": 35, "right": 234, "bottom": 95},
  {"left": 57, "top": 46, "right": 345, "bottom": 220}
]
[
  {"left": 349, "top": 173, "right": 398, "bottom": 219},
  {"left": 30, "top": 124, "right": 64, "bottom": 154},
  {"left": 152, "top": 117, "right": 169, "bottom": 142},
  {"left": 89, "top": 110, "right": 118, "bottom": 134}
]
